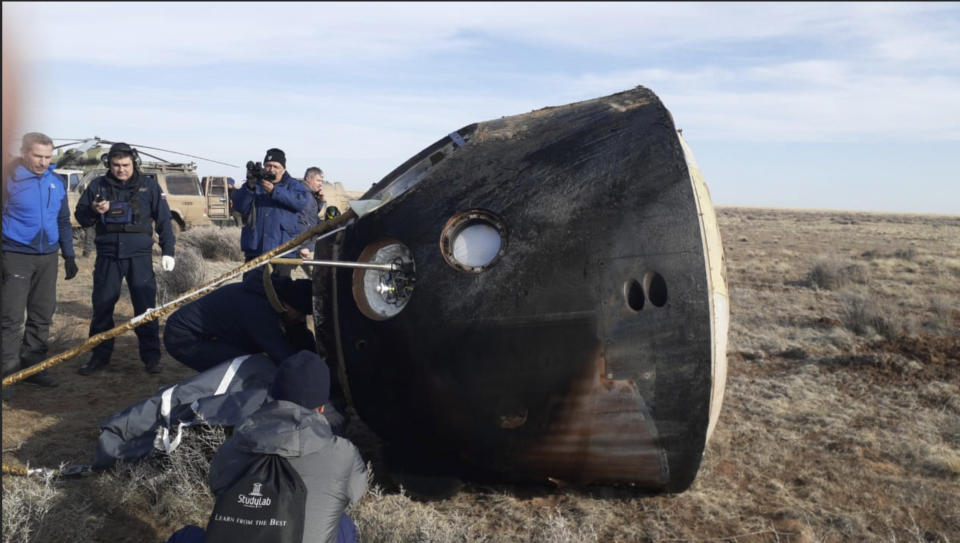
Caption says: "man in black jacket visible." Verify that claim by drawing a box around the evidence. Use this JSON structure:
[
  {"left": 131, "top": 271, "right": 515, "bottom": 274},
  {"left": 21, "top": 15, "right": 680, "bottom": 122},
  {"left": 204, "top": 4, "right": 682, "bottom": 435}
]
[
  {"left": 74, "top": 143, "right": 176, "bottom": 375},
  {"left": 163, "top": 274, "right": 315, "bottom": 372}
]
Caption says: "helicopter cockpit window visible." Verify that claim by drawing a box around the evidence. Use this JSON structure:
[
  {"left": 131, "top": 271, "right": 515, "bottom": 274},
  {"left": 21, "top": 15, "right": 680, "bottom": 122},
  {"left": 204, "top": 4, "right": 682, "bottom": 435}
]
[{"left": 165, "top": 175, "right": 202, "bottom": 196}]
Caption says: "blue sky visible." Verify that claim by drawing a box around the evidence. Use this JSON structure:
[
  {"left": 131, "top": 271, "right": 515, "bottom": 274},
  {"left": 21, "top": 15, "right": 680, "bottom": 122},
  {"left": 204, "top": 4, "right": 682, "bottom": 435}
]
[{"left": 3, "top": 2, "right": 958, "bottom": 214}]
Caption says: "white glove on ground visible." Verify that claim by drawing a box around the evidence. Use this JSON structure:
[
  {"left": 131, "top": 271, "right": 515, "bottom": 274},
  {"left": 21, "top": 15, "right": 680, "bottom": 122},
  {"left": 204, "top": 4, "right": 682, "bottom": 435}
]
[{"left": 161, "top": 255, "right": 176, "bottom": 271}]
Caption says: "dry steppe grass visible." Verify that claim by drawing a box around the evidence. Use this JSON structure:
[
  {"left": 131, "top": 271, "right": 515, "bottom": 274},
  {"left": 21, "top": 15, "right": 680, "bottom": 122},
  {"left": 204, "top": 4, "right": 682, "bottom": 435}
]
[
  {"left": 3, "top": 207, "right": 959, "bottom": 542},
  {"left": 154, "top": 227, "right": 245, "bottom": 303},
  {"left": 177, "top": 226, "right": 243, "bottom": 262},
  {"left": 154, "top": 245, "right": 206, "bottom": 303}
]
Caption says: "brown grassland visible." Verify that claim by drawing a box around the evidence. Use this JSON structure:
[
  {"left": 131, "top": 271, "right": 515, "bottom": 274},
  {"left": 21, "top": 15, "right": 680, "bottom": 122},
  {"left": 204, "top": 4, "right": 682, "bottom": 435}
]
[{"left": 3, "top": 207, "right": 959, "bottom": 542}]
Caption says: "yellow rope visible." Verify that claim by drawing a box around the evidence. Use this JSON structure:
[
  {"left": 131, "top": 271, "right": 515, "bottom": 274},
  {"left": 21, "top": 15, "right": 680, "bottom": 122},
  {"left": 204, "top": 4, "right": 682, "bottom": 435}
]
[
  {"left": 1, "top": 209, "right": 356, "bottom": 389},
  {"left": 2, "top": 464, "right": 29, "bottom": 476},
  {"left": 3, "top": 212, "right": 358, "bottom": 481}
]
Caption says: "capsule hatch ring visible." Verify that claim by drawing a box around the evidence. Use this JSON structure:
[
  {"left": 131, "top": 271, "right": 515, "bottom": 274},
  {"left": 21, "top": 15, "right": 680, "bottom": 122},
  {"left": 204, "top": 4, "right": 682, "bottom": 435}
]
[
  {"left": 352, "top": 239, "right": 416, "bottom": 321},
  {"left": 440, "top": 209, "right": 507, "bottom": 273}
]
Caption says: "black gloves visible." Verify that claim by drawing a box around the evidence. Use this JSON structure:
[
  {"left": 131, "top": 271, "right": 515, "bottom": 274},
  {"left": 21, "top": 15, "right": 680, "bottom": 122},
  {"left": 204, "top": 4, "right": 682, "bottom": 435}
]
[{"left": 64, "top": 257, "right": 79, "bottom": 280}]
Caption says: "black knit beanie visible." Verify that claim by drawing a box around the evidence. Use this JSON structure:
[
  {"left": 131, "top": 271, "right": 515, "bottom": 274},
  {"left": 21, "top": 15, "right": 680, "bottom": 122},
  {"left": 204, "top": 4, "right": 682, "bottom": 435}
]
[
  {"left": 270, "top": 351, "right": 330, "bottom": 409},
  {"left": 264, "top": 148, "right": 286, "bottom": 167}
]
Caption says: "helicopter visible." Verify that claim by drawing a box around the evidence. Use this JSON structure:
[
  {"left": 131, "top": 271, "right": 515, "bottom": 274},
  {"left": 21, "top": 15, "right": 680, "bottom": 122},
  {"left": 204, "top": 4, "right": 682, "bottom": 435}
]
[{"left": 51, "top": 136, "right": 239, "bottom": 169}]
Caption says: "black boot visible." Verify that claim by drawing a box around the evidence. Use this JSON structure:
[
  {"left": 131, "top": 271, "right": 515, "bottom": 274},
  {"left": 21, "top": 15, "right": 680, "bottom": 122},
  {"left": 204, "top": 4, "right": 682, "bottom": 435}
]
[
  {"left": 78, "top": 357, "right": 110, "bottom": 376},
  {"left": 24, "top": 370, "right": 58, "bottom": 388}
]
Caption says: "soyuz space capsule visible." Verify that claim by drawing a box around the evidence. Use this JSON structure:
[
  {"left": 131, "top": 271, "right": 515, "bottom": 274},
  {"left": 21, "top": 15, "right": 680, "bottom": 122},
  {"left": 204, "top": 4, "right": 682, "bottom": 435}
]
[{"left": 314, "top": 86, "right": 729, "bottom": 492}]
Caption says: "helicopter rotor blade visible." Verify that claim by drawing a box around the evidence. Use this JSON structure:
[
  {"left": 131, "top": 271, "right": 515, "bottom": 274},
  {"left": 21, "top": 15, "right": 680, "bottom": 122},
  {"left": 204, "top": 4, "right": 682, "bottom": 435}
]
[
  {"left": 50, "top": 137, "right": 238, "bottom": 168},
  {"left": 76, "top": 139, "right": 99, "bottom": 153},
  {"left": 52, "top": 138, "right": 86, "bottom": 150},
  {"left": 125, "top": 142, "right": 239, "bottom": 168},
  {"left": 51, "top": 137, "right": 110, "bottom": 151},
  {"left": 135, "top": 149, "right": 172, "bottom": 163}
]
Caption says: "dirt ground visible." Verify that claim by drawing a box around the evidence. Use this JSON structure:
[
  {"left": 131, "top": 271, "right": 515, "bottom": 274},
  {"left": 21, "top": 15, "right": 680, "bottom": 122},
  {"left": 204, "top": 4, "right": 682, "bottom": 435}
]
[
  {"left": 1, "top": 258, "right": 238, "bottom": 468},
  {"left": 3, "top": 207, "right": 959, "bottom": 542}
]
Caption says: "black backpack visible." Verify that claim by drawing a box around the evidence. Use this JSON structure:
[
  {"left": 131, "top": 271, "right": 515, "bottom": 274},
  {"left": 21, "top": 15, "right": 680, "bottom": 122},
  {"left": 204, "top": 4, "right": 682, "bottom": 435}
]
[{"left": 205, "top": 454, "right": 307, "bottom": 543}]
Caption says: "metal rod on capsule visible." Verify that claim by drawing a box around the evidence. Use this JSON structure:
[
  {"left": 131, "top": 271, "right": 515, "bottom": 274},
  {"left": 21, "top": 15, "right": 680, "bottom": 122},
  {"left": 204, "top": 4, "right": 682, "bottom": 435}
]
[{"left": 268, "top": 257, "right": 399, "bottom": 272}]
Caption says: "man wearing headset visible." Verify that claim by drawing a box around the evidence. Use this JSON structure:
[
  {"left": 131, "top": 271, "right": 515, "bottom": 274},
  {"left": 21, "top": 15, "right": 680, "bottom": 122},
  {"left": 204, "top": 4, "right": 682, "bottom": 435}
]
[{"left": 74, "top": 143, "right": 176, "bottom": 375}]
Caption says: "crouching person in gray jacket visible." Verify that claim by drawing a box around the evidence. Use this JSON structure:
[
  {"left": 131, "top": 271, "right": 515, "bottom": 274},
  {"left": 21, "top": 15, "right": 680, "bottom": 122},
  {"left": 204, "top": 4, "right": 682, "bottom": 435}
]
[{"left": 208, "top": 351, "right": 367, "bottom": 543}]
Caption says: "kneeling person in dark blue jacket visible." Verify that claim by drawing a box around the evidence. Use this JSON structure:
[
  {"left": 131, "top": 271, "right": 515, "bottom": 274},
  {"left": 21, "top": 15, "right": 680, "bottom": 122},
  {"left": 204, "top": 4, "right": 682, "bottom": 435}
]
[{"left": 163, "top": 274, "right": 315, "bottom": 372}]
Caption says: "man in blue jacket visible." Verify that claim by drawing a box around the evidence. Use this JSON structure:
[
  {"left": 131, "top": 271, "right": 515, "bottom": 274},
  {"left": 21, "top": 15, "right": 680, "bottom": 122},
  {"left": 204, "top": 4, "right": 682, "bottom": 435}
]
[
  {"left": 2, "top": 132, "right": 78, "bottom": 393},
  {"left": 74, "top": 143, "right": 176, "bottom": 376},
  {"left": 232, "top": 148, "right": 310, "bottom": 266}
]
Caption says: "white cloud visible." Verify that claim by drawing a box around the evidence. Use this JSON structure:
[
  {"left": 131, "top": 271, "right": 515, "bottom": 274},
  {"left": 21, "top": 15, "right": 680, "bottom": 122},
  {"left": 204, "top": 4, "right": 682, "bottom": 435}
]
[
  {"left": 565, "top": 58, "right": 960, "bottom": 142},
  {"left": 5, "top": 1, "right": 959, "bottom": 207},
  {"left": 6, "top": 3, "right": 959, "bottom": 68}
]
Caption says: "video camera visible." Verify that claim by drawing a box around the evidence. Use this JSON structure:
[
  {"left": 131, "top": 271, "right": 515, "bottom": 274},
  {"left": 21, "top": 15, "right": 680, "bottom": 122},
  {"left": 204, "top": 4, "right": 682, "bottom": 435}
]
[{"left": 245, "top": 161, "right": 277, "bottom": 184}]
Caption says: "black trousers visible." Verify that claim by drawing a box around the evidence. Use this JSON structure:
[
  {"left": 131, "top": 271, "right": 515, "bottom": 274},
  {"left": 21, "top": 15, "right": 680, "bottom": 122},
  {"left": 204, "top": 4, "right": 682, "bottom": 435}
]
[
  {"left": 1, "top": 251, "right": 58, "bottom": 376},
  {"left": 89, "top": 255, "right": 160, "bottom": 364},
  {"left": 163, "top": 323, "right": 252, "bottom": 372}
]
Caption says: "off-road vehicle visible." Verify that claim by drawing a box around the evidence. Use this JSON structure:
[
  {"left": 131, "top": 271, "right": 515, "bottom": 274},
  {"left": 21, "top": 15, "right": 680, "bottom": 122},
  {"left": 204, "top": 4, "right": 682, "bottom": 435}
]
[{"left": 201, "top": 176, "right": 242, "bottom": 226}]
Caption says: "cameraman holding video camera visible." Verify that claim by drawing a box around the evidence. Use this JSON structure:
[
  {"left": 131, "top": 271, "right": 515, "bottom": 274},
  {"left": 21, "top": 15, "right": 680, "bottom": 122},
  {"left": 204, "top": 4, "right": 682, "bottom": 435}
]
[{"left": 232, "top": 148, "right": 310, "bottom": 268}]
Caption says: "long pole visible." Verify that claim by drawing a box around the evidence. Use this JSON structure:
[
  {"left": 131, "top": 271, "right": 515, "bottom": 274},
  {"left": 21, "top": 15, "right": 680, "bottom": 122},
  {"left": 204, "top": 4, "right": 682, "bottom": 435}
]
[
  {"left": 269, "top": 257, "right": 399, "bottom": 272},
  {"left": 2, "top": 210, "right": 356, "bottom": 388}
]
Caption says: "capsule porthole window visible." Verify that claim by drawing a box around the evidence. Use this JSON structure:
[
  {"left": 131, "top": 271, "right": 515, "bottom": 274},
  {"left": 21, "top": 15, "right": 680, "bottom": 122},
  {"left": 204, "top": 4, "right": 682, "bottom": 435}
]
[{"left": 440, "top": 210, "right": 507, "bottom": 273}]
